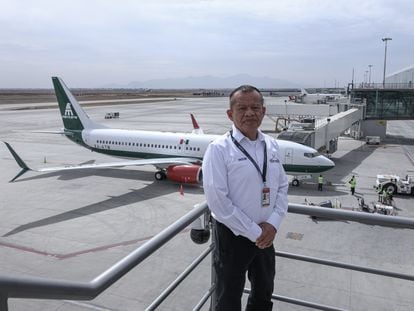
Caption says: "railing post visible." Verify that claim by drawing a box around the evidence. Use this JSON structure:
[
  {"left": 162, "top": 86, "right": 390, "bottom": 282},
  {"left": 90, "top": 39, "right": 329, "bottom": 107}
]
[
  {"left": 0, "top": 294, "right": 8, "bottom": 311},
  {"left": 210, "top": 220, "right": 216, "bottom": 311}
]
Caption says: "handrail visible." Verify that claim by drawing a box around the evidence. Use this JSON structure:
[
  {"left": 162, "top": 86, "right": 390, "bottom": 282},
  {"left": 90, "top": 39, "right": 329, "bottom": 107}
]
[
  {"left": 0, "top": 203, "right": 207, "bottom": 303},
  {"left": 0, "top": 201, "right": 413, "bottom": 310},
  {"left": 146, "top": 244, "right": 214, "bottom": 311},
  {"left": 243, "top": 289, "right": 347, "bottom": 311},
  {"left": 276, "top": 250, "right": 414, "bottom": 281},
  {"left": 288, "top": 203, "right": 414, "bottom": 229}
]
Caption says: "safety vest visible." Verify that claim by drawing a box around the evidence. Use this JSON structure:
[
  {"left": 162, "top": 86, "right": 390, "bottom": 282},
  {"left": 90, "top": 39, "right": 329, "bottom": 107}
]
[
  {"left": 318, "top": 176, "right": 323, "bottom": 184},
  {"left": 350, "top": 178, "right": 356, "bottom": 187}
]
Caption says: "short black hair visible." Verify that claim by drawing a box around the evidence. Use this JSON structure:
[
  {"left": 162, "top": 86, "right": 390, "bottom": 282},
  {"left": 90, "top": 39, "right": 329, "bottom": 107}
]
[{"left": 229, "top": 85, "right": 264, "bottom": 107}]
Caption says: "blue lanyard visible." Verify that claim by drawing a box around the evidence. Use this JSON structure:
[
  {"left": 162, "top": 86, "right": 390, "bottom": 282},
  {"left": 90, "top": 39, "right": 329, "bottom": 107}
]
[{"left": 229, "top": 130, "right": 267, "bottom": 184}]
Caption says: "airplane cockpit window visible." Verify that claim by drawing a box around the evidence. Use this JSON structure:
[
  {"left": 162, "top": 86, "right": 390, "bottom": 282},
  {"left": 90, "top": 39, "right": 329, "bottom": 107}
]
[{"left": 304, "top": 152, "right": 321, "bottom": 158}]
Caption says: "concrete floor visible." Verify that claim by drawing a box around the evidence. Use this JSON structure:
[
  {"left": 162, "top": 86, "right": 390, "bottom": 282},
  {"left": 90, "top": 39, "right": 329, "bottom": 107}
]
[{"left": 0, "top": 97, "right": 413, "bottom": 310}]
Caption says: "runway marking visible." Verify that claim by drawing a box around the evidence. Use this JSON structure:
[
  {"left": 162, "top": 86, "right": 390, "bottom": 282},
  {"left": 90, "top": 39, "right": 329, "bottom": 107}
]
[
  {"left": 63, "top": 300, "right": 115, "bottom": 311},
  {"left": 0, "top": 228, "right": 190, "bottom": 260},
  {"left": 402, "top": 146, "right": 414, "bottom": 166}
]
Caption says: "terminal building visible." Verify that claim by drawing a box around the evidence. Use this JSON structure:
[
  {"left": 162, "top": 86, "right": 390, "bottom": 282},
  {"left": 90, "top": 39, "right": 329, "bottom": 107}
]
[
  {"left": 266, "top": 65, "right": 414, "bottom": 154},
  {"left": 351, "top": 64, "right": 414, "bottom": 137}
]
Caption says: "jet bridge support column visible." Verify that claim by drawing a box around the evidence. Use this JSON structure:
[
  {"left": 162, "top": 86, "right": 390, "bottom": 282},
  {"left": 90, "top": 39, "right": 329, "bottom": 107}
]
[
  {"left": 325, "top": 118, "right": 331, "bottom": 153},
  {"left": 0, "top": 294, "right": 8, "bottom": 311}
]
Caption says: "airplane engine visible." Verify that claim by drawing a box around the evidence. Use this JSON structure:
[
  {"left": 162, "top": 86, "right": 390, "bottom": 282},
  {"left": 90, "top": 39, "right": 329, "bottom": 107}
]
[{"left": 166, "top": 165, "right": 202, "bottom": 184}]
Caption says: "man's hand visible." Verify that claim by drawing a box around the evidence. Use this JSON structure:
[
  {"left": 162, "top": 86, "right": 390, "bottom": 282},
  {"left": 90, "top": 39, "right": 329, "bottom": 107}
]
[{"left": 256, "top": 222, "right": 277, "bottom": 249}]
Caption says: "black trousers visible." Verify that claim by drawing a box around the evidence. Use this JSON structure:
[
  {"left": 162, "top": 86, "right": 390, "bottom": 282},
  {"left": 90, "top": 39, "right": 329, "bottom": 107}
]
[{"left": 212, "top": 219, "right": 275, "bottom": 311}]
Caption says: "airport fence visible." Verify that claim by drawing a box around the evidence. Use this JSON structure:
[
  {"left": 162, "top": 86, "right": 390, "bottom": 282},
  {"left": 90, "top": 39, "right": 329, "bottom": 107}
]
[{"left": 0, "top": 202, "right": 413, "bottom": 310}]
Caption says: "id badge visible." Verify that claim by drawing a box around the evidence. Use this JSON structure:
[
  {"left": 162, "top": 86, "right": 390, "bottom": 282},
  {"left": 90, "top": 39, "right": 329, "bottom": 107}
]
[{"left": 262, "top": 187, "right": 270, "bottom": 207}]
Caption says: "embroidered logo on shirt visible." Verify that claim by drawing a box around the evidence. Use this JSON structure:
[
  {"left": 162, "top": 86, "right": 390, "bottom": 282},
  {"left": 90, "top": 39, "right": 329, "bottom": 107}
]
[
  {"left": 270, "top": 154, "right": 279, "bottom": 163},
  {"left": 238, "top": 157, "right": 247, "bottom": 161}
]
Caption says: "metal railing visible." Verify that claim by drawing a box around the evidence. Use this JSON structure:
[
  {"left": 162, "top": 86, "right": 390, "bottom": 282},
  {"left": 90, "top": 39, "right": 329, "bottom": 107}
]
[
  {"left": 356, "top": 82, "right": 414, "bottom": 89},
  {"left": 0, "top": 202, "right": 413, "bottom": 310}
]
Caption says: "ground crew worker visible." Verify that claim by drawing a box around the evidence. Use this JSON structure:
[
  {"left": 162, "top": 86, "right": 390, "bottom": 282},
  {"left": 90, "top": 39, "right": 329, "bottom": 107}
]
[
  {"left": 384, "top": 189, "right": 394, "bottom": 205},
  {"left": 318, "top": 174, "right": 323, "bottom": 191},
  {"left": 349, "top": 175, "right": 356, "bottom": 195},
  {"left": 377, "top": 186, "right": 384, "bottom": 203},
  {"left": 382, "top": 190, "right": 390, "bottom": 205}
]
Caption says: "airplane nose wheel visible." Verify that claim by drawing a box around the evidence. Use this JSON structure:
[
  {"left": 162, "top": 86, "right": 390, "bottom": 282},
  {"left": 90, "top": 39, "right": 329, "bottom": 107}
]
[
  {"left": 292, "top": 179, "right": 300, "bottom": 187},
  {"left": 155, "top": 171, "right": 166, "bottom": 180}
]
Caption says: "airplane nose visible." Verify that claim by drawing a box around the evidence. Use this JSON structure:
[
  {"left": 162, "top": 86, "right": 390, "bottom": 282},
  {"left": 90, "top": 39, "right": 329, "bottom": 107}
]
[{"left": 321, "top": 156, "right": 335, "bottom": 169}]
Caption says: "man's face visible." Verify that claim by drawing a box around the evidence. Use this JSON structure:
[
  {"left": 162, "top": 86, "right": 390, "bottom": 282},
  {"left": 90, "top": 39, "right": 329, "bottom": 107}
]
[{"left": 227, "top": 90, "right": 265, "bottom": 137}]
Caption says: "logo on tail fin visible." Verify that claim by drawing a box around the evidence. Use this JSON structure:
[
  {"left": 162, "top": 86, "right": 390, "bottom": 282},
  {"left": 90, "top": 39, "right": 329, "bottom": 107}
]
[{"left": 63, "top": 103, "right": 78, "bottom": 119}]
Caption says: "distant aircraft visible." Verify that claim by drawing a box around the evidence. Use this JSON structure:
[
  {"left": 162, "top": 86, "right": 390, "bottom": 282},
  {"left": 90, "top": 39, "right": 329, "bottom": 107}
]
[
  {"left": 290, "top": 88, "right": 345, "bottom": 104},
  {"left": 3, "top": 77, "right": 335, "bottom": 184}
]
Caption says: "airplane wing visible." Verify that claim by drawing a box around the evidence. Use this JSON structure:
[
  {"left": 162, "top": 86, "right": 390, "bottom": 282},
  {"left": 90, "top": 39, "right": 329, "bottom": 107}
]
[{"left": 3, "top": 141, "right": 200, "bottom": 182}]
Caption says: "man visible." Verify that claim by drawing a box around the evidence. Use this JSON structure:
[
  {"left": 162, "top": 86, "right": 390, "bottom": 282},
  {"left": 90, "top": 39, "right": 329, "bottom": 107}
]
[
  {"left": 318, "top": 174, "right": 324, "bottom": 191},
  {"left": 349, "top": 175, "right": 356, "bottom": 195},
  {"left": 202, "top": 85, "right": 289, "bottom": 311}
]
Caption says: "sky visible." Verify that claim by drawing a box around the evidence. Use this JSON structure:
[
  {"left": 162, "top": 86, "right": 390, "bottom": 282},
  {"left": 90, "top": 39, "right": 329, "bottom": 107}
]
[{"left": 1, "top": 0, "right": 413, "bottom": 88}]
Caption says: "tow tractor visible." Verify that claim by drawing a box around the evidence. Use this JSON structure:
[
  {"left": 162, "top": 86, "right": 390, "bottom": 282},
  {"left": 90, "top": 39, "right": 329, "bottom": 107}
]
[{"left": 375, "top": 174, "right": 414, "bottom": 195}]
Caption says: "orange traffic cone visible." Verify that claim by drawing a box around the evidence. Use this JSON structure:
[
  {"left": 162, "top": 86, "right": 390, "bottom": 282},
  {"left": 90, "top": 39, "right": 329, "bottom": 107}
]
[{"left": 179, "top": 184, "right": 184, "bottom": 196}]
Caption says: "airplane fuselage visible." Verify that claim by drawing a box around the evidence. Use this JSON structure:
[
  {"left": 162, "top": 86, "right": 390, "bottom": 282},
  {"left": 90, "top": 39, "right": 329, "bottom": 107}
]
[{"left": 72, "top": 128, "right": 333, "bottom": 174}]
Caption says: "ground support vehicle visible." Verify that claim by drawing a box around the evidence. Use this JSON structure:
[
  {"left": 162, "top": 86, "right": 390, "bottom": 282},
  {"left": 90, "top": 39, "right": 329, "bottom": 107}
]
[{"left": 375, "top": 174, "right": 414, "bottom": 195}]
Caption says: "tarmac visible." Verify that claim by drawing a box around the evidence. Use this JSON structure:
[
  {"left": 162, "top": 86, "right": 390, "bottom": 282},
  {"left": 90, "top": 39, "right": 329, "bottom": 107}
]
[{"left": 0, "top": 96, "right": 413, "bottom": 310}]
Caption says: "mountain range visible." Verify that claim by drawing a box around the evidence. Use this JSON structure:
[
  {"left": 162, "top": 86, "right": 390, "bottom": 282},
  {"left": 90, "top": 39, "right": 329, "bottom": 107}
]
[{"left": 103, "top": 74, "right": 298, "bottom": 89}]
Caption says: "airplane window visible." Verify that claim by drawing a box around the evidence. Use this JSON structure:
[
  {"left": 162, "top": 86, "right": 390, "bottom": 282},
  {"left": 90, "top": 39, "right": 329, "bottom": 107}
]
[
  {"left": 174, "top": 146, "right": 176, "bottom": 149},
  {"left": 179, "top": 147, "right": 181, "bottom": 150},
  {"left": 304, "top": 152, "right": 320, "bottom": 158},
  {"left": 151, "top": 144, "right": 154, "bottom": 148},
  {"left": 170, "top": 146, "right": 172, "bottom": 149}
]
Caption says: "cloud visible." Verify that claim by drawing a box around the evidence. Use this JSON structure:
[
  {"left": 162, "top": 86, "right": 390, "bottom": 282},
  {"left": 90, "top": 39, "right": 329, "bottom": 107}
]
[{"left": 0, "top": 0, "right": 413, "bottom": 87}]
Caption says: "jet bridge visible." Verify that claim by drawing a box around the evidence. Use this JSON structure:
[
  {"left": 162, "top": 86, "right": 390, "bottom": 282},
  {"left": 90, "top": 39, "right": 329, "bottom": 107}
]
[
  {"left": 313, "top": 108, "right": 363, "bottom": 152},
  {"left": 268, "top": 103, "right": 363, "bottom": 153}
]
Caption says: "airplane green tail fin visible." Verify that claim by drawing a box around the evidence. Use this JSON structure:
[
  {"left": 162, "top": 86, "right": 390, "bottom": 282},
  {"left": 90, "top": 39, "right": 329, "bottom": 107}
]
[{"left": 52, "top": 77, "right": 104, "bottom": 131}]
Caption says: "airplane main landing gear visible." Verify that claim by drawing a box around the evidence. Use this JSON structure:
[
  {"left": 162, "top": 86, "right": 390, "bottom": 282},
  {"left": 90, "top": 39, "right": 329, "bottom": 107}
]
[
  {"left": 154, "top": 171, "right": 166, "bottom": 180},
  {"left": 292, "top": 179, "right": 300, "bottom": 187}
]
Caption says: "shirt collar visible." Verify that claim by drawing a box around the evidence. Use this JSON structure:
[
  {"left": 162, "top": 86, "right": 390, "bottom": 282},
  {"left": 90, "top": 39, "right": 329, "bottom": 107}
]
[{"left": 231, "top": 124, "right": 265, "bottom": 143}]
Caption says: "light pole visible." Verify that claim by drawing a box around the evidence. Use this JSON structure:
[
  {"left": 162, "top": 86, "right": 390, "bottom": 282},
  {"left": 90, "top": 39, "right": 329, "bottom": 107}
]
[
  {"left": 382, "top": 37, "right": 392, "bottom": 87},
  {"left": 368, "top": 64, "right": 373, "bottom": 86}
]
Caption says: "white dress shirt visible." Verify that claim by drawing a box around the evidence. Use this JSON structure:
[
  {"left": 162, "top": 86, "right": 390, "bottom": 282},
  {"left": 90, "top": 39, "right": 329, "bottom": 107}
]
[{"left": 202, "top": 125, "right": 289, "bottom": 242}]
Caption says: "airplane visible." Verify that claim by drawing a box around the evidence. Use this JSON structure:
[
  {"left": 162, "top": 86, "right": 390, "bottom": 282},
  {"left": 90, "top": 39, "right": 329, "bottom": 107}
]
[
  {"left": 3, "top": 77, "right": 335, "bottom": 185},
  {"left": 289, "top": 88, "right": 345, "bottom": 104}
]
